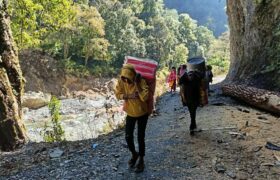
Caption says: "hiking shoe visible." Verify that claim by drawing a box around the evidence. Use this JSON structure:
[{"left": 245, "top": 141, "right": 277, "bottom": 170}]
[
  {"left": 128, "top": 153, "right": 139, "bottom": 168},
  {"left": 190, "top": 130, "right": 195, "bottom": 136},
  {"left": 135, "top": 160, "right": 144, "bottom": 173},
  {"left": 190, "top": 128, "right": 202, "bottom": 136}
]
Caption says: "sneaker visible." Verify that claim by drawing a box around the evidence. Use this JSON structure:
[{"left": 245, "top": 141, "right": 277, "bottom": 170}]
[{"left": 128, "top": 153, "right": 139, "bottom": 168}]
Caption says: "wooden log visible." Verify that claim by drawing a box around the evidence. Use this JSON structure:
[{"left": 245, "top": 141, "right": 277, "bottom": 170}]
[{"left": 222, "top": 84, "right": 280, "bottom": 115}]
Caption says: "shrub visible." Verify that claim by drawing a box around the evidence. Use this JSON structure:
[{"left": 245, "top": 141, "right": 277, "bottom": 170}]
[
  {"left": 41, "top": 96, "right": 65, "bottom": 142},
  {"left": 61, "top": 59, "right": 90, "bottom": 77}
]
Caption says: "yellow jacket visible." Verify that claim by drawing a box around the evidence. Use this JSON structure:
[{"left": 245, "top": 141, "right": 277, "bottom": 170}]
[{"left": 114, "top": 64, "right": 149, "bottom": 117}]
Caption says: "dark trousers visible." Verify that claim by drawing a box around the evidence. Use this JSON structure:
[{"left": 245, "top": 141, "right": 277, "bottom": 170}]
[
  {"left": 125, "top": 114, "right": 148, "bottom": 157},
  {"left": 187, "top": 103, "right": 198, "bottom": 130}
]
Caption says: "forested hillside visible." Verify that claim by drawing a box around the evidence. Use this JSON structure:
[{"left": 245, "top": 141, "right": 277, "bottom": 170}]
[
  {"left": 164, "top": 0, "right": 227, "bottom": 37},
  {"left": 8, "top": 0, "right": 229, "bottom": 77},
  {"left": 1, "top": 1, "right": 280, "bottom": 179}
]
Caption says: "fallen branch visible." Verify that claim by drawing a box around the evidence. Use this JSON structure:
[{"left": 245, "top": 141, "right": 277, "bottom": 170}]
[
  {"left": 197, "top": 126, "right": 237, "bottom": 131},
  {"left": 255, "top": 119, "right": 271, "bottom": 124},
  {"left": 228, "top": 131, "right": 242, "bottom": 135}
]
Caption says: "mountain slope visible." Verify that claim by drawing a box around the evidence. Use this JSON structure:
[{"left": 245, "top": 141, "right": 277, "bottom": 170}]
[{"left": 164, "top": 0, "right": 227, "bottom": 37}]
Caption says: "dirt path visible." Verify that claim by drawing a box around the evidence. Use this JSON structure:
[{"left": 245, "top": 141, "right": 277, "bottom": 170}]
[
  {"left": 120, "top": 87, "right": 280, "bottom": 179},
  {"left": 1, "top": 86, "right": 280, "bottom": 179}
]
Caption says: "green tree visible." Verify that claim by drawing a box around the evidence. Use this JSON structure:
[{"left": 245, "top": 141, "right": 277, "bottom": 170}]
[
  {"left": 178, "top": 14, "right": 198, "bottom": 57},
  {"left": 76, "top": 5, "right": 108, "bottom": 66},
  {"left": 9, "top": 0, "right": 75, "bottom": 50},
  {"left": 173, "top": 44, "right": 189, "bottom": 67},
  {"left": 178, "top": 14, "right": 197, "bottom": 43},
  {"left": 140, "top": 0, "right": 164, "bottom": 22},
  {"left": 96, "top": 2, "right": 145, "bottom": 66},
  {"left": 40, "top": 9, "right": 76, "bottom": 57},
  {"left": 206, "top": 31, "right": 230, "bottom": 73},
  {"left": 8, "top": 0, "right": 42, "bottom": 48},
  {"left": 144, "top": 14, "right": 178, "bottom": 66},
  {"left": 195, "top": 26, "right": 215, "bottom": 53},
  {"left": 119, "top": 0, "right": 144, "bottom": 15},
  {"left": 144, "top": 16, "right": 169, "bottom": 63},
  {"left": 117, "top": 24, "right": 146, "bottom": 60}
]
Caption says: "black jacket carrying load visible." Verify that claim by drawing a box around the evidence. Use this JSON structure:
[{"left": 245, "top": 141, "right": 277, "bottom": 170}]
[
  {"left": 180, "top": 56, "right": 208, "bottom": 106},
  {"left": 179, "top": 71, "right": 203, "bottom": 106}
]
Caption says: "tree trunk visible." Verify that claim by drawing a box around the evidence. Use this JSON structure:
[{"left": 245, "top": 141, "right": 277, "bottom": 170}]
[
  {"left": 222, "top": 84, "right": 280, "bottom": 115},
  {"left": 226, "top": 0, "right": 280, "bottom": 91},
  {"left": 0, "top": 1, "right": 27, "bottom": 151}
]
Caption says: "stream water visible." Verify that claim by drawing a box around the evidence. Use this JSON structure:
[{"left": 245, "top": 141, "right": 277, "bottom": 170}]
[{"left": 23, "top": 93, "right": 126, "bottom": 142}]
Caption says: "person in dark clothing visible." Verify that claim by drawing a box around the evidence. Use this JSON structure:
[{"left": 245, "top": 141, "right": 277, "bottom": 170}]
[{"left": 179, "top": 71, "right": 203, "bottom": 135}]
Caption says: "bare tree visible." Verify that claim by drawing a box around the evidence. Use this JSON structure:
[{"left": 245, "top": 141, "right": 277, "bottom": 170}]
[{"left": 0, "top": 0, "right": 27, "bottom": 151}]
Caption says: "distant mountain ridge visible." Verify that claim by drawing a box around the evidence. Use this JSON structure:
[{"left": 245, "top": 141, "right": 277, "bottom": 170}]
[{"left": 164, "top": 0, "right": 227, "bottom": 37}]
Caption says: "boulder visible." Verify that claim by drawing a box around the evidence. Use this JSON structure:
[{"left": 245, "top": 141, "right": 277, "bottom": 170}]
[{"left": 22, "top": 91, "right": 51, "bottom": 109}]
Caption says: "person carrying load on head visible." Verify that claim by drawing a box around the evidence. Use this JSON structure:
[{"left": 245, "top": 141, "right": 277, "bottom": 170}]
[
  {"left": 179, "top": 57, "right": 207, "bottom": 136},
  {"left": 179, "top": 70, "right": 204, "bottom": 135},
  {"left": 114, "top": 64, "right": 149, "bottom": 173}
]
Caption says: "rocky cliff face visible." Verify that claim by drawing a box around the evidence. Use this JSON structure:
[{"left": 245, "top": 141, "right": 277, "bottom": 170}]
[{"left": 226, "top": 0, "right": 280, "bottom": 91}]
